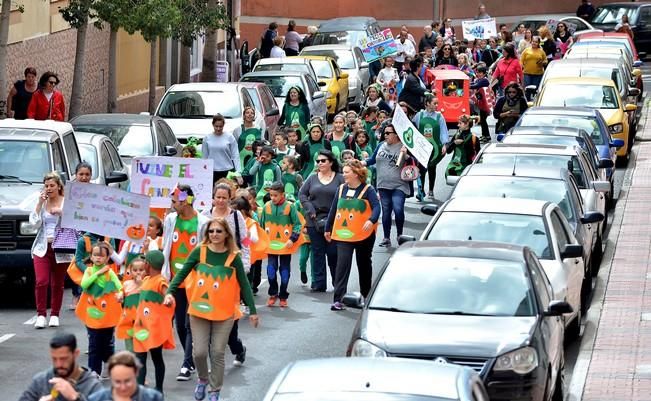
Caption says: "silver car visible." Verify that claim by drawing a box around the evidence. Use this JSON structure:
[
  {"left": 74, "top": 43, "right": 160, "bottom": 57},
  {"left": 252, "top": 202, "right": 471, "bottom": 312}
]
[
  {"left": 300, "top": 44, "right": 370, "bottom": 108},
  {"left": 74, "top": 131, "right": 129, "bottom": 190},
  {"left": 262, "top": 357, "right": 489, "bottom": 401}
]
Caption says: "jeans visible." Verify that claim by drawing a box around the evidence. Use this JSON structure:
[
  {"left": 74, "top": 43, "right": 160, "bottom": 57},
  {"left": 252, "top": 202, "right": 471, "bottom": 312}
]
[
  {"left": 267, "top": 254, "right": 291, "bottom": 299},
  {"left": 136, "top": 346, "right": 165, "bottom": 392},
  {"left": 378, "top": 188, "right": 406, "bottom": 240},
  {"left": 173, "top": 290, "right": 194, "bottom": 370},
  {"left": 307, "top": 226, "right": 338, "bottom": 291},
  {"left": 228, "top": 320, "right": 245, "bottom": 355},
  {"left": 479, "top": 109, "right": 490, "bottom": 139},
  {"left": 190, "top": 316, "right": 234, "bottom": 392},
  {"left": 87, "top": 327, "right": 115, "bottom": 375},
  {"left": 333, "top": 233, "right": 376, "bottom": 303},
  {"left": 33, "top": 244, "right": 67, "bottom": 317},
  {"left": 523, "top": 74, "right": 542, "bottom": 90},
  {"left": 299, "top": 243, "right": 311, "bottom": 274}
]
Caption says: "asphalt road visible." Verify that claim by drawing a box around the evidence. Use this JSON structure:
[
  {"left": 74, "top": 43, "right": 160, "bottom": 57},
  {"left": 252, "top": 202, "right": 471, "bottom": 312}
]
[{"left": 1, "top": 70, "right": 648, "bottom": 401}]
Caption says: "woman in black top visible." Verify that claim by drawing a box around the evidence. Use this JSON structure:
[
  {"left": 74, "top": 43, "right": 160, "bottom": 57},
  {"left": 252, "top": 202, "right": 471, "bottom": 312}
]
[
  {"left": 7, "top": 67, "right": 37, "bottom": 119},
  {"left": 435, "top": 44, "right": 459, "bottom": 67}
]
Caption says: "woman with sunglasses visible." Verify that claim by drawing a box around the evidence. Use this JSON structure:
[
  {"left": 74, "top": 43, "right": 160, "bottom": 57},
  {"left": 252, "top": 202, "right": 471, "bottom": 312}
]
[
  {"left": 164, "top": 217, "right": 258, "bottom": 401},
  {"left": 553, "top": 22, "right": 573, "bottom": 56},
  {"left": 299, "top": 149, "right": 344, "bottom": 292},
  {"left": 434, "top": 44, "right": 459, "bottom": 67},
  {"left": 26, "top": 71, "right": 65, "bottom": 121},
  {"left": 493, "top": 82, "right": 528, "bottom": 136}
]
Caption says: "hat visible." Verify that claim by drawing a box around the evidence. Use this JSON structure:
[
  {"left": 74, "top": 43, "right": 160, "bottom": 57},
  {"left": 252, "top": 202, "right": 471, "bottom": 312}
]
[{"left": 145, "top": 250, "right": 165, "bottom": 271}]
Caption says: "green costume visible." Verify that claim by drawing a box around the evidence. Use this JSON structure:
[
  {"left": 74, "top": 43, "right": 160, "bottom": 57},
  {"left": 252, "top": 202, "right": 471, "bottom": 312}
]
[
  {"left": 363, "top": 120, "right": 378, "bottom": 149},
  {"left": 254, "top": 162, "right": 282, "bottom": 204},
  {"left": 329, "top": 133, "right": 350, "bottom": 163},
  {"left": 446, "top": 130, "right": 478, "bottom": 177},
  {"left": 417, "top": 110, "right": 445, "bottom": 167},
  {"left": 283, "top": 103, "right": 308, "bottom": 137},
  {"left": 237, "top": 125, "right": 262, "bottom": 168},
  {"left": 301, "top": 140, "right": 325, "bottom": 178}
]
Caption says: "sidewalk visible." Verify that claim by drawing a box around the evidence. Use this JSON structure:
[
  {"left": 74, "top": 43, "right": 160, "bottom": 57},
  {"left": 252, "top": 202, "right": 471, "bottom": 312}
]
[{"left": 579, "top": 102, "right": 651, "bottom": 401}]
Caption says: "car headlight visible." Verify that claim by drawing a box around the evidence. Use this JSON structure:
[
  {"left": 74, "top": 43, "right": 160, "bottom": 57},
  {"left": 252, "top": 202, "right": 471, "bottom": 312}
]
[
  {"left": 494, "top": 347, "right": 538, "bottom": 374},
  {"left": 20, "top": 221, "right": 38, "bottom": 235},
  {"left": 609, "top": 123, "right": 624, "bottom": 134},
  {"left": 350, "top": 339, "right": 387, "bottom": 357}
]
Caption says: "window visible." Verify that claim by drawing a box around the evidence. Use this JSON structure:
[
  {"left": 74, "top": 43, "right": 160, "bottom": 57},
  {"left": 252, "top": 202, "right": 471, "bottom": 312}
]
[
  {"left": 306, "top": 75, "right": 320, "bottom": 96},
  {"left": 107, "top": 141, "right": 123, "bottom": 170},
  {"left": 529, "top": 254, "right": 552, "bottom": 308},
  {"left": 190, "top": 37, "right": 204, "bottom": 77},
  {"left": 52, "top": 139, "right": 65, "bottom": 174},
  {"left": 638, "top": 6, "right": 651, "bottom": 23},
  {"left": 549, "top": 211, "right": 570, "bottom": 251},
  {"left": 158, "top": 121, "right": 177, "bottom": 148},
  {"left": 261, "top": 86, "right": 278, "bottom": 112},
  {"left": 63, "top": 132, "right": 81, "bottom": 172},
  {"left": 101, "top": 143, "right": 114, "bottom": 180}
]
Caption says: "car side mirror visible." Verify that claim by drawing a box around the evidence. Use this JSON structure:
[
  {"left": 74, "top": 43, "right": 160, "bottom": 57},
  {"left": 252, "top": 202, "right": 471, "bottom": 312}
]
[
  {"left": 581, "top": 211, "right": 604, "bottom": 224},
  {"left": 560, "top": 243, "right": 583, "bottom": 259},
  {"left": 629, "top": 87, "right": 641, "bottom": 97},
  {"left": 106, "top": 171, "right": 128, "bottom": 184},
  {"left": 446, "top": 175, "right": 459, "bottom": 185},
  {"left": 342, "top": 292, "right": 364, "bottom": 309},
  {"left": 266, "top": 108, "right": 280, "bottom": 117},
  {"left": 57, "top": 171, "right": 68, "bottom": 184},
  {"left": 625, "top": 103, "right": 637, "bottom": 112},
  {"left": 360, "top": 62, "right": 369, "bottom": 69},
  {"left": 164, "top": 146, "right": 178, "bottom": 157},
  {"left": 544, "top": 300, "right": 573, "bottom": 316},
  {"left": 610, "top": 139, "right": 625, "bottom": 148},
  {"left": 593, "top": 180, "right": 610, "bottom": 193},
  {"left": 318, "top": 81, "right": 327, "bottom": 87},
  {"left": 496, "top": 133, "right": 505, "bottom": 142},
  {"left": 340, "top": 72, "right": 349, "bottom": 79},
  {"left": 398, "top": 235, "right": 416, "bottom": 245},
  {"left": 313, "top": 91, "right": 325, "bottom": 99},
  {"left": 421, "top": 205, "right": 439, "bottom": 216},
  {"left": 598, "top": 158, "right": 614, "bottom": 169}
]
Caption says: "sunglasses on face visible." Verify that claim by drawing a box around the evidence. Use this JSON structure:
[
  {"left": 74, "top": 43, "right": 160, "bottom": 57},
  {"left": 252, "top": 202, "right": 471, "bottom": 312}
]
[
  {"left": 208, "top": 228, "right": 224, "bottom": 234},
  {"left": 47, "top": 80, "right": 57, "bottom": 85},
  {"left": 315, "top": 158, "right": 329, "bottom": 164}
]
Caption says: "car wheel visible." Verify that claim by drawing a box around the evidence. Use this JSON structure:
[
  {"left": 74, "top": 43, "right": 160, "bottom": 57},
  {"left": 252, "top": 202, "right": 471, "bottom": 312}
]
[
  {"left": 551, "top": 365, "right": 565, "bottom": 401},
  {"left": 616, "top": 148, "right": 630, "bottom": 167},
  {"left": 581, "top": 265, "right": 592, "bottom": 313},
  {"left": 592, "top": 235, "right": 603, "bottom": 277},
  {"left": 566, "top": 308, "right": 582, "bottom": 342},
  {"left": 607, "top": 180, "right": 615, "bottom": 210}
]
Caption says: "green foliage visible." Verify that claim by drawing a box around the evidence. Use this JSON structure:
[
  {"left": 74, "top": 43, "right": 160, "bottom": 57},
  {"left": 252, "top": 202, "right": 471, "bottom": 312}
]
[
  {"left": 174, "top": 0, "right": 229, "bottom": 47},
  {"left": 59, "top": 0, "right": 94, "bottom": 29}
]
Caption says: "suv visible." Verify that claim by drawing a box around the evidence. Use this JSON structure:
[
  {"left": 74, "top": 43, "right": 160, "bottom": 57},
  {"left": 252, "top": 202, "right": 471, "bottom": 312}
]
[
  {"left": 590, "top": 2, "right": 651, "bottom": 55},
  {"left": 312, "top": 17, "right": 381, "bottom": 47},
  {"left": 0, "top": 120, "right": 82, "bottom": 281}
]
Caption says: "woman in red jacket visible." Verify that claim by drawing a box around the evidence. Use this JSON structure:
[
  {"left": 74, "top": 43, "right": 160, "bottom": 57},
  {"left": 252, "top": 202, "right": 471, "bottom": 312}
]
[
  {"left": 27, "top": 71, "right": 65, "bottom": 121},
  {"left": 491, "top": 44, "right": 523, "bottom": 97}
]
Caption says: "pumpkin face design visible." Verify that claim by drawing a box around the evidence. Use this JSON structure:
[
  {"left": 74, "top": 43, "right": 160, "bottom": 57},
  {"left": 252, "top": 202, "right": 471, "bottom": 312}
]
[
  {"left": 188, "top": 261, "right": 240, "bottom": 320},
  {"left": 334, "top": 198, "right": 368, "bottom": 240},
  {"left": 116, "top": 292, "right": 140, "bottom": 339},
  {"left": 133, "top": 290, "right": 175, "bottom": 352},
  {"left": 126, "top": 224, "right": 146, "bottom": 240},
  {"left": 170, "top": 216, "right": 199, "bottom": 275},
  {"left": 75, "top": 277, "right": 122, "bottom": 329}
]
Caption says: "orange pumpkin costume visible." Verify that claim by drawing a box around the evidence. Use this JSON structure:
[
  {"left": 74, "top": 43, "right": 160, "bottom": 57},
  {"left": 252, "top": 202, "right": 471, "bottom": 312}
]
[
  {"left": 246, "top": 217, "right": 270, "bottom": 264},
  {"left": 331, "top": 184, "right": 378, "bottom": 242},
  {"left": 75, "top": 265, "right": 123, "bottom": 329},
  {"left": 260, "top": 201, "right": 304, "bottom": 255},
  {"left": 133, "top": 275, "right": 175, "bottom": 352}
]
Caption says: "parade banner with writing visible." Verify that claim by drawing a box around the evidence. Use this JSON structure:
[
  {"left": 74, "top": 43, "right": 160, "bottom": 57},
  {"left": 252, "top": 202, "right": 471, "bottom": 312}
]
[
  {"left": 392, "top": 106, "right": 434, "bottom": 168},
  {"left": 130, "top": 157, "right": 213, "bottom": 209},
  {"left": 62, "top": 182, "right": 151, "bottom": 244},
  {"left": 358, "top": 28, "right": 399, "bottom": 62},
  {"left": 462, "top": 18, "right": 497, "bottom": 40}
]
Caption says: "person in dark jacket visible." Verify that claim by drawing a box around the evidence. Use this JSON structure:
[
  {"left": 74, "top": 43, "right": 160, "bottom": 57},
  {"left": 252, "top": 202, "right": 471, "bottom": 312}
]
[
  {"left": 493, "top": 82, "right": 529, "bottom": 135},
  {"left": 418, "top": 25, "right": 438, "bottom": 53},
  {"left": 398, "top": 58, "right": 428, "bottom": 112},
  {"left": 481, "top": 37, "right": 500, "bottom": 67},
  {"left": 260, "top": 22, "right": 278, "bottom": 58},
  {"left": 19, "top": 333, "right": 102, "bottom": 401},
  {"left": 576, "top": 0, "right": 595, "bottom": 20}
]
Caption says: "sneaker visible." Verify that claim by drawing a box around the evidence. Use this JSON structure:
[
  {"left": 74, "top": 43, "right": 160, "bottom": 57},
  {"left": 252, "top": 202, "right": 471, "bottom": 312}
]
[
  {"left": 279, "top": 299, "right": 288, "bottom": 308},
  {"left": 207, "top": 391, "right": 220, "bottom": 401},
  {"left": 267, "top": 296, "right": 277, "bottom": 307},
  {"left": 427, "top": 191, "right": 435, "bottom": 199},
  {"left": 48, "top": 316, "right": 60, "bottom": 327},
  {"left": 378, "top": 238, "right": 391, "bottom": 247},
  {"left": 300, "top": 271, "right": 308, "bottom": 284},
  {"left": 330, "top": 302, "right": 345, "bottom": 311},
  {"left": 34, "top": 315, "right": 46, "bottom": 329},
  {"left": 310, "top": 287, "right": 326, "bottom": 293},
  {"left": 252, "top": 287, "right": 259, "bottom": 295},
  {"left": 233, "top": 346, "right": 246, "bottom": 366},
  {"left": 194, "top": 381, "right": 208, "bottom": 400},
  {"left": 177, "top": 367, "right": 192, "bottom": 381}
]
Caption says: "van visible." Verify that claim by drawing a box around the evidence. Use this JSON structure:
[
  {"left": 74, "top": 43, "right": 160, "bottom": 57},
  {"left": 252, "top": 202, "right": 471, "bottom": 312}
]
[{"left": 312, "top": 17, "right": 381, "bottom": 48}]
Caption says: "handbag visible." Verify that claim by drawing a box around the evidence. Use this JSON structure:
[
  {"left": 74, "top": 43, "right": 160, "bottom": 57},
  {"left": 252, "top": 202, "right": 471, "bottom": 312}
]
[
  {"left": 400, "top": 159, "right": 420, "bottom": 182},
  {"left": 52, "top": 225, "right": 80, "bottom": 254}
]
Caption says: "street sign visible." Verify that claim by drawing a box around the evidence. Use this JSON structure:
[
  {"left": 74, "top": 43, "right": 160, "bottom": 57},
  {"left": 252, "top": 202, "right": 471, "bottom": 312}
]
[{"left": 216, "top": 61, "right": 229, "bottom": 82}]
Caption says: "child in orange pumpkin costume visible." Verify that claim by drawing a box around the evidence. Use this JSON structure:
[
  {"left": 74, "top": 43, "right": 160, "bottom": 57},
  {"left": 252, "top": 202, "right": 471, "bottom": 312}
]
[
  {"left": 133, "top": 250, "right": 175, "bottom": 393},
  {"left": 116, "top": 257, "right": 147, "bottom": 352}
]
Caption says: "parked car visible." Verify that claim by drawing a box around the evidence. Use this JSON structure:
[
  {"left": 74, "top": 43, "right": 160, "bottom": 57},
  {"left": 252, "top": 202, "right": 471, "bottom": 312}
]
[
  {"left": 0, "top": 120, "right": 83, "bottom": 279},
  {"left": 298, "top": 55, "right": 349, "bottom": 116},
  {"left": 74, "top": 132, "right": 130, "bottom": 190},
  {"left": 153, "top": 82, "right": 263, "bottom": 143},
  {"left": 252, "top": 57, "right": 319, "bottom": 83},
  {"left": 345, "top": 240, "right": 570, "bottom": 401},
  {"left": 589, "top": 2, "right": 651, "bottom": 54},
  {"left": 263, "top": 357, "right": 489, "bottom": 401},
  {"left": 240, "top": 70, "right": 328, "bottom": 125},
  {"left": 70, "top": 114, "right": 182, "bottom": 172},
  {"left": 533, "top": 77, "right": 637, "bottom": 161},
  {"left": 311, "top": 17, "right": 381, "bottom": 47},
  {"left": 238, "top": 82, "right": 281, "bottom": 140},
  {"left": 299, "top": 44, "right": 370, "bottom": 109},
  {"left": 511, "top": 14, "right": 595, "bottom": 35},
  {"left": 575, "top": 31, "right": 645, "bottom": 61}
]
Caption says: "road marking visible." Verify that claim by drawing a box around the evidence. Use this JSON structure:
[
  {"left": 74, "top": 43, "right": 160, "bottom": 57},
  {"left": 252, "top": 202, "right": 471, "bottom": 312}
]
[
  {"left": 0, "top": 334, "right": 15, "bottom": 344},
  {"left": 23, "top": 316, "right": 37, "bottom": 325}
]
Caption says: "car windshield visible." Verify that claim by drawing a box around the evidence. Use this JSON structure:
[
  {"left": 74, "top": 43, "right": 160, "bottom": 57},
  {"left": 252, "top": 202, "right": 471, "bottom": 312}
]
[
  {"left": 241, "top": 76, "right": 304, "bottom": 98},
  {"left": 272, "top": 393, "right": 451, "bottom": 401},
  {"left": 545, "top": 66, "right": 623, "bottom": 92},
  {"left": 78, "top": 144, "right": 99, "bottom": 179},
  {"left": 426, "top": 212, "right": 552, "bottom": 259},
  {"left": 312, "top": 31, "right": 365, "bottom": 46},
  {"left": 310, "top": 60, "right": 334, "bottom": 79},
  {"left": 73, "top": 125, "right": 154, "bottom": 157},
  {"left": 370, "top": 255, "right": 535, "bottom": 317},
  {"left": 503, "top": 135, "right": 585, "bottom": 151},
  {"left": 253, "top": 63, "right": 312, "bottom": 76},
  {"left": 477, "top": 153, "right": 588, "bottom": 188},
  {"left": 572, "top": 41, "right": 633, "bottom": 60},
  {"left": 0, "top": 140, "right": 50, "bottom": 182},
  {"left": 157, "top": 91, "right": 241, "bottom": 118},
  {"left": 454, "top": 176, "right": 575, "bottom": 223},
  {"left": 518, "top": 115, "right": 605, "bottom": 145},
  {"left": 302, "top": 49, "right": 355, "bottom": 69},
  {"left": 591, "top": 6, "right": 639, "bottom": 24},
  {"left": 539, "top": 84, "right": 619, "bottom": 109}
]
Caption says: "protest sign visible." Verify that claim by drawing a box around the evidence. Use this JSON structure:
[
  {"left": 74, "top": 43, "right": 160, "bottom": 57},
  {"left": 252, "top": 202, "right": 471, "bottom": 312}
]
[
  {"left": 546, "top": 19, "right": 559, "bottom": 33},
  {"left": 462, "top": 18, "right": 497, "bottom": 40},
  {"left": 130, "top": 157, "right": 213, "bottom": 209},
  {"left": 62, "top": 182, "right": 151, "bottom": 244},
  {"left": 392, "top": 106, "right": 434, "bottom": 168},
  {"left": 358, "top": 28, "right": 399, "bottom": 62}
]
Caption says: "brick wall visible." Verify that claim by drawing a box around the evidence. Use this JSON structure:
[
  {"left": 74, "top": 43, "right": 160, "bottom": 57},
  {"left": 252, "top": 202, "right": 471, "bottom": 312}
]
[{"left": 116, "top": 87, "right": 165, "bottom": 114}]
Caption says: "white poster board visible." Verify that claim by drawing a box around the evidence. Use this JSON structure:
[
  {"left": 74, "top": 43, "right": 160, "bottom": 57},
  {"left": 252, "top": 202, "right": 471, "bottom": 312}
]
[
  {"left": 392, "top": 106, "right": 434, "bottom": 168},
  {"left": 130, "top": 157, "right": 214, "bottom": 209},
  {"left": 61, "top": 182, "right": 151, "bottom": 244},
  {"left": 358, "top": 28, "right": 399, "bottom": 62},
  {"left": 462, "top": 18, "right": 497, "bottom": 40}
]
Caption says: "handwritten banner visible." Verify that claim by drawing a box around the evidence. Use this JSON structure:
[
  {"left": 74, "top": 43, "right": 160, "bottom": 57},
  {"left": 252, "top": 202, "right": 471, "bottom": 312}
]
[
  {"left": 392, "top": 106, "right": 434, "bottom": 168},
  {"left": 130, "top": 157, "right": 213, "bottom": 209},
  {"left": 62, "top": 182, "right": 151, "bottom": 244},
  {"left": 461, "top": 18, "right": 497, "bottom": 40},
  {"left": 358, "top": 28, "right": 399, "bottom": 63}
]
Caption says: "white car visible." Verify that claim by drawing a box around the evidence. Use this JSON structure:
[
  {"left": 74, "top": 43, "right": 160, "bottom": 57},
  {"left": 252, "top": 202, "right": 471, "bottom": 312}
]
[
  {"left": 154, "top": 82, "right": 264, "bottom": 143},
  {"left": 416, "top": 197, "right": 585, "bottom": 339}
]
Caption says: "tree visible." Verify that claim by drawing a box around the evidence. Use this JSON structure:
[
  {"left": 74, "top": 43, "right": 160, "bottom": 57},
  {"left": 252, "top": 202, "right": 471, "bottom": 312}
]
[
  {"left": 0, "top": 2, "right": 25, "bottom": 119},
  {"left": 200, "top": 0, "right": 229, "bottom": 82}
]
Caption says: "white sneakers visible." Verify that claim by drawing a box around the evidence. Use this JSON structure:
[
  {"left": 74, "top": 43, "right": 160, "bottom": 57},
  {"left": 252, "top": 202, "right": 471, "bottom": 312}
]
[
  {"left": 34, "top": 315, "right": 60, "bottom": 329},
  {"left": 34, "top": 315, "right": 47, "bottom": 329}
]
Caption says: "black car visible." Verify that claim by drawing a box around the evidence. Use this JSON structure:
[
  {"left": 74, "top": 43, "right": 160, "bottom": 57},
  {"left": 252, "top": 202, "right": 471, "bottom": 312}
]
[
  {"left": 590, "top": 2, "right": 651, "bottom": 55},
  {"left": 344, "top": 240, "right": 571, "bottom": 401}
]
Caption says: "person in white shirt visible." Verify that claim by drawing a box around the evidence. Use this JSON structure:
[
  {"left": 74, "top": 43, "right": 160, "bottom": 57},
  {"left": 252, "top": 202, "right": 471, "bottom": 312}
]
[
  {"left": 394, "top": 28, "right": 416, "bottom": 72},
  {"left": 376, "top": 56, "right": 400, "bottom": 107},
  {"left": 270, "top": 36, "right": 286, "bottom": 58}
]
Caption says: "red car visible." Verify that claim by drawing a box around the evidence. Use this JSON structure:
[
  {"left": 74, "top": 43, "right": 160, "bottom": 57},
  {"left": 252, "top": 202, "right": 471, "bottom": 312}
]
[{"left": 431, "top": 69, "right": 471, "bottom": 128}]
